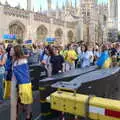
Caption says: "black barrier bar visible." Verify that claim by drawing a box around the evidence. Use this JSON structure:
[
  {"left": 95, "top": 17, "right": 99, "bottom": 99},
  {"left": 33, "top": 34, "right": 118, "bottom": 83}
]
[
  {"left": 52, "top": 67, "right": 120, "bottom": 99},
  {"left": 29, "top": 64, "right": 48, "bottom": 91}
]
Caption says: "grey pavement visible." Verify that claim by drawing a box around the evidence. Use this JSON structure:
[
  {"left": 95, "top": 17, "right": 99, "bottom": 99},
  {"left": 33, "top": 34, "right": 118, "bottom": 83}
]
[{"left": 0, "top": 91, "right": 40, "bottom": 120}]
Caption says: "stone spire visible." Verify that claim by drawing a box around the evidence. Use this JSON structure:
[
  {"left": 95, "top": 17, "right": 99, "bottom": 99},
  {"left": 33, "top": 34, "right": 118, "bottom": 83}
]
[
  {"left": 108, "top": 0, "right": 118, "bottom": 18},
  {"left": 47, "top": 0, "right": 51, "bottom": 10},
  {"left": 56, "top": 0, "right": 59, "bottom": 9},
  {"left": 5, "top": 0, "right": 8, "bottom": 5},
  {"left": 69, "top": 0, "right": 72, "bottom": 8},
  {"left": 62, "top": 2, "right": 65, "bottom": 10},
  {"left": 75, "top": 0, "right": 77, "bottom": 8},
  {"left": 65, "top": 0, "right": 72, "bottom": 8},
  {"left": 17, "top": 3, "right": 20, "bottom": 9},
  {"left": 27, "top": 0, "right": 31, "bottom": 11},
  {"left": 32, "top": 6, "right": 34, "bottom": 12},
  {"left": 40, "top": 5, "right": 42, "bottom": 12},
  {"left": 65, "top": 0, "right": 69, "bottom": 8}
]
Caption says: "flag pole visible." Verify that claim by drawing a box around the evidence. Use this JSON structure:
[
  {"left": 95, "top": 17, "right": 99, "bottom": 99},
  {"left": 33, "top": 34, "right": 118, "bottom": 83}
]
[{"left": 10, "top": 74, "right": 17, "bottom": 120}]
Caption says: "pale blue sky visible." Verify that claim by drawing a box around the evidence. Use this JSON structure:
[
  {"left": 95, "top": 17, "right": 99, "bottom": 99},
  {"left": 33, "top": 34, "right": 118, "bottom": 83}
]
[{"left": 1, "top": 0, "right": 108, "bottom": 11}]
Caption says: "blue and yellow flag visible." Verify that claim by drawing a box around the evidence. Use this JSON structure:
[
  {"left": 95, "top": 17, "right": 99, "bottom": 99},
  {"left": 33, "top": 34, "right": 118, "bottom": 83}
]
[
  {"left": 96, "top": 51, "right": 112, "bottom": 68},
  {"left": 4, "top": 57, "right": 12, "bottom": 99},
  {"left": 13, "top": 59, "right": 33, "bottom": 104}
]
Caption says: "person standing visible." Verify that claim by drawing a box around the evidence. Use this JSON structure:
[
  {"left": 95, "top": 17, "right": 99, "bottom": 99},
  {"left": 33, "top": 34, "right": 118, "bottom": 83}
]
[
  {"left": 65, "top": 44, "right": 77, "bottom": 71},
  {"left": 80, "top": 45, "right": 94, "bottom": 68},
  {"left": 97, "top": 44, "right": 112, "bottom": 68},
  {"left": 4, "top": 44, "right": 13, "bottom": 99},
  {"left": 78, "top": 44, "right": 87, "bottom": 68},
  {"left": 116, "top": 43, "right": 120, "bottom": 66},
  {"left": 50, "top": 47, "right": 64, "bottom": 75},
  {"left": 0, "top": 44, "right": 7, "bottom": 104},
  {"left": 11, "top": 45, "right": 33, "bottom": 120}
]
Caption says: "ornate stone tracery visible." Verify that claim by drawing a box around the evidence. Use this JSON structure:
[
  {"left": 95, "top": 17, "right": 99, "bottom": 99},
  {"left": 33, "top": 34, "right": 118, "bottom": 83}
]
[
  {"left": 4, "top": 6, "right": 29, "bottom": 18},
  {"left": 36, "top": 25, "right": 48, "bottom": 41},
  {"left": 55, "top": 28, "right": 63, "bottom": 39},
  {"left": 9, "top": 21, "right": 25, "bottom": 41}
]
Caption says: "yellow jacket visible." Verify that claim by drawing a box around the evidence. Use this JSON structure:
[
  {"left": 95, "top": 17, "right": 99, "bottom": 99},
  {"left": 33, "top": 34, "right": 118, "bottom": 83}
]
[
  {"left": 65, "top": 50, "right": 78, "bottom": 64},
  {"left": 60, "top": 50, "right": 68, "bottom": 59}
]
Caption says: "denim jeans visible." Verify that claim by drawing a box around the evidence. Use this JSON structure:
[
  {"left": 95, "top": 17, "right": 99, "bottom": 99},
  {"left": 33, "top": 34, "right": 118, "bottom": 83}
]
[
  {"left": 65, "top": 62, "right": 75, "bottom": 72},
  {"left": 0, "top": 74, "right": 4, "bottom": 101}
]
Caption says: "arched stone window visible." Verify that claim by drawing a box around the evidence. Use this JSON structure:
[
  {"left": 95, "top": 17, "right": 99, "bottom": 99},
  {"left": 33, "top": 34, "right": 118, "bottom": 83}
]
[
  {"left": 37, "top": 25, "right": 48, "bottom": 41},
  {"left": 68, "top": 30, "right": 74, "bottom": 42},
  {"left": 9, "top": 21, "right": 25, "bottom": 42},
  {"left": 55, "top": 28, "right": 63, "bottom": 39}
]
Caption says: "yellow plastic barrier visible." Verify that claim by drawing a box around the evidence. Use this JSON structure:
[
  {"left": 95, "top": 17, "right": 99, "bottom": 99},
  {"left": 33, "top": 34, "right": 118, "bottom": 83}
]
[{"left": 50, "top": 91, "right": 120, "bottom": 120}]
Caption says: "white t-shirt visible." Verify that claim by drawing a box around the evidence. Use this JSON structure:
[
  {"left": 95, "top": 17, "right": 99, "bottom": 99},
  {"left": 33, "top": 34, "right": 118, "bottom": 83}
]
[{"left": 81, "top": 51, "right": 93, "bottom": 68}]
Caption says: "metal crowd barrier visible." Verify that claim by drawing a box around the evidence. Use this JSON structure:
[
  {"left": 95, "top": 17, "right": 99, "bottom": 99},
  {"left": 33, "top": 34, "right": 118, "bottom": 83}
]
[
  {"left": 29, "top": 64, "right": 48, "bottom": 90},
  {"left": 49, "top": 91, "right": 120, "bottom": 120},
  {"left": 39, "top": 66, "right": 97, "bottom": 120},
  {"left": 52, "top": 67, "right": 120, "bottom": 99},
  {"left": 47, "top": 67, "right": 120, "bottom": 120}
]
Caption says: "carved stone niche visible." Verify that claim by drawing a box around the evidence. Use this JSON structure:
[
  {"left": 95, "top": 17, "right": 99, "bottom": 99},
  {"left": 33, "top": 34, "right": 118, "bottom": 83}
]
[
  {"left": 55, "top": 28, "right": 63, "bottom": 38},
  {"left": 9, "top": 21, "right": 25, "bottom": 41},
  {"left": 37, "top": 25, "right": 48, "bottom": 41}
]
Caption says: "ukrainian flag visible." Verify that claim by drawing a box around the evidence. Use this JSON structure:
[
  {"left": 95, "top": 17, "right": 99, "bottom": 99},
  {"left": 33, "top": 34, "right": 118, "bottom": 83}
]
[
  {"left": 96, "top": 51, "right": 112, "bottom": 68},
  {"left": 4, "top": 79, "right": 12, "bottom": 99},
  {"left": 4, "top": 57, "right": 12, "bottom": 99},
  {"left": 13, "top": 59, "right": 33, "bottom": 104}
]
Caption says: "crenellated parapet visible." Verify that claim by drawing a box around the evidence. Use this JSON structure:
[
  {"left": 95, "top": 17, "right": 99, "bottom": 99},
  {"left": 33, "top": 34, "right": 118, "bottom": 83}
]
[
  {"left": 53, "top": 18, "right": 64, "bottom": 26},
  {"left": 4, "top": 6, "right": 29, "bottom": 18},
  {"left": 34, "top": 12, "right": 75, "bottom": 28},
  {"left": 34, "top": 12, "right": 51, "bottom": 23},
  {"left": 66, "top": 21, "right": 76, "bottom": 28}
]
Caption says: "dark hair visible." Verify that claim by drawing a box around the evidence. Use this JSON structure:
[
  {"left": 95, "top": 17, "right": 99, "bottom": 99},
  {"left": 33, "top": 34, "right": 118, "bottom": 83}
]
[
  {"left": 45, "top": 45, "right": 54, "bottom": 56},
  {"left": 32, "top": 44, "right": 37, "bottom": 49},
  {"left": 14, "top": 45, "right": 24, "bottom": 60},
  {"left": 54, "top": 47, "right": 60, "bottom": 55},
  {"left": 6, "top": 44, "right": 13, "bottom": 57},
  {"left": 67, "top": 44, "right": 71, "bottom": 50},
  {"left": 81, "top": 44, "right": 87, "bottom": 52}
]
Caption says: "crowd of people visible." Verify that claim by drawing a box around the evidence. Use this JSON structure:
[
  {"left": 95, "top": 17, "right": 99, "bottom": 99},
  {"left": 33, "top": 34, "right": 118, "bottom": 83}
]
[
  {"left": 0, "top": 41, "right": 119, "bottom": 120},
  {"left": 27, "top": 41, "right": 120, "bottom": 75}
]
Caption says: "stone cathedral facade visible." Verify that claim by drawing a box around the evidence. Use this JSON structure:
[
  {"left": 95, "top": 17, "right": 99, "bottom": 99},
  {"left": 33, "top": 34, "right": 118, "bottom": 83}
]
[
  {"left": 108, "top": 0, "right": 119, "bottom": 42},
  {"left": 0, "top": 0, "right": 108, "bottom": 45}
]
